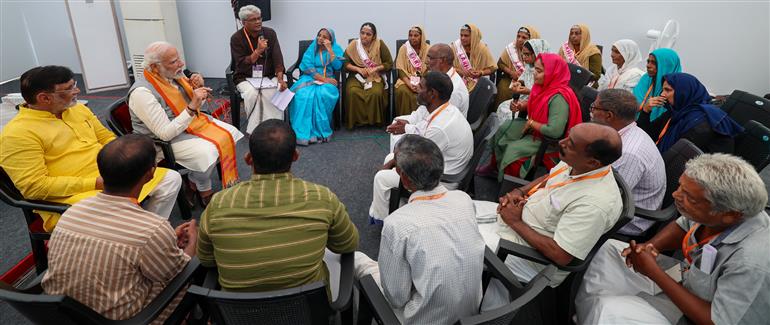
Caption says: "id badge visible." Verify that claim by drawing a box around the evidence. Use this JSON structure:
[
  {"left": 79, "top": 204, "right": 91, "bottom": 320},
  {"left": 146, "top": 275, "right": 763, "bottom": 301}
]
[
  {"left": 409, "top": 76, "right": 421, "bottom": 86},
  {"left": 252, "top": 64, "right": 264, "bottom": 78}
]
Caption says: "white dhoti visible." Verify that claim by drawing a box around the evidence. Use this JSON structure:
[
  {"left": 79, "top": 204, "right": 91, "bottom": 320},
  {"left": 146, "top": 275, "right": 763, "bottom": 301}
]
[
  {"left": 168, "top": 117, "right": 243, "bottom": 191},
  {"left": 575, "top": 239, "right": 671, "bottom": 325},
  {"left": 236, "top": 79, "right": 283, "bottom": 134},
  {"left": 369, "top": 153, "right": 458, "bottom": 221}
]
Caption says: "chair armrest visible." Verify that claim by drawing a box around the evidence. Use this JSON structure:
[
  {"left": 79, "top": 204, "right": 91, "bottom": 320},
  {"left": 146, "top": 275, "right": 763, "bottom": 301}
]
[
  {"left": 16, "top": 200, "right": 69, "bottom": 215},
  {"left": 357, "top": 275, "right": 400, "bottom": 325},
  {"left": 483, "top": 247, "right": 522, "bottom": 294},
  {"left": 635, "top": 205, "right": 678, "bottom": 222},
  {"left": 330, "top": 252, "right": 353, "bottom": 311},
  {"left": 155, "top": 140, "right": 177, "bottom": 169},
  {"left": 509, "top": 265, "right": 556, "bottom": 311},
  {"left": 496, "top": 239, "right": 552, "bottom": 267},
  {"left": 126, "top": 258, "right": 201, "bottom": 325}
]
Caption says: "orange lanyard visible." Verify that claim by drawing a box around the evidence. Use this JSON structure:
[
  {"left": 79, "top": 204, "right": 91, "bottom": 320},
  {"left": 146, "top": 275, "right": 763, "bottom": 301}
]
[
  {"left": 638, "top": 84, "right": 653, "bottom": 111},
  {"left": 243, "top": 29, "right": 256, "bottom": 52},
  {"left": 682, "top": 224, "right": 721, "bottom": 263},
  {"left": 409, "top": 192, "right": 447, "bottom": 203},
  {"left": 526, "top": 166, "right": 611, "bottom": 197},
  {"left": 655, "top": 119, "right": 672, "bottom": 145},
  {"left": 320, "top": 51, "right": 329, "bottom": 78},
  {"left": 426, "top": 102, "right": 450, "bottom": 128}
]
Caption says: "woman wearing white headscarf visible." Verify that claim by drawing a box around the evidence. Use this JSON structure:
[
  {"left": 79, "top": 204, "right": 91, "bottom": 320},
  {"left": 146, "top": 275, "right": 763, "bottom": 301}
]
[
  {"left": 493, "top": 39, "right": 551, "bottom": 124},
  {"left": 598, "top": 39, "right": 644, "bottom": 92}
]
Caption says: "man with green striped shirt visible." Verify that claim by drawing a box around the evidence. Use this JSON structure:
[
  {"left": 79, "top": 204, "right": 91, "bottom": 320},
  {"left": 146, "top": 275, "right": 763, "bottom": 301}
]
[{"left": 197, "top": 119, "right": 359, "bottom": 292}]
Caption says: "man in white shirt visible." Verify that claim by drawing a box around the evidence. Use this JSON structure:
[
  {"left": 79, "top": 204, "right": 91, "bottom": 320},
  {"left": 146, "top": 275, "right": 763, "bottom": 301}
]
[
  {"left": 128, "top": 42, "right": 244, "bottom": 205},
  {"left": 591, "top": 89, "right": 666, "bottom": 235},
  {"left": 356, "top": 135, "right": 486, "bottom": 324},
  {"left": 427, "top": 43, "right": 469, "bottom": 116},
  {"left": 370, "top": 71, "right": 473, "bottom": 221}
]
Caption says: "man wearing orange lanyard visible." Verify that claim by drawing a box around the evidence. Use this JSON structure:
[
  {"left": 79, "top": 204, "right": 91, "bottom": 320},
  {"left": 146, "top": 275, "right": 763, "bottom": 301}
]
[
  {"left": 577, "top": 153, "right": 770, "bottom": 325},
  {"left": 230, "top": 5, "right": 287, "bottom": 133},
  {"left": 355, "top": 135, "right": 485, "bottom": 324},
  {"left": 370, "top": 71, "right": 473, "bottom": 222},
  {"left": 483, "top": 123, "right": 623, "bottom": 305}
]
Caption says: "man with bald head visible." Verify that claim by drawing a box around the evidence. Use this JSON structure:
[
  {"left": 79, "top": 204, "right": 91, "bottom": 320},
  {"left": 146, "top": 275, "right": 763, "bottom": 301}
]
[
  {"left": 129, "top": 41, "right": 244, "bottom": 206},
  {"left": 485, "top": 123, "right": 623, "bottom": 293},
  {"left": 426, "top": 43, "right": 469, "bottom": 116}
]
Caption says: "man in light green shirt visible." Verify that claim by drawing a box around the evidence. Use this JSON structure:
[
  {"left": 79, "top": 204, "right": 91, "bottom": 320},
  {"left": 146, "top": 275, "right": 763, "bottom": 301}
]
[{"left": 197, "top": 119, "right": 359, "bottom": 292}]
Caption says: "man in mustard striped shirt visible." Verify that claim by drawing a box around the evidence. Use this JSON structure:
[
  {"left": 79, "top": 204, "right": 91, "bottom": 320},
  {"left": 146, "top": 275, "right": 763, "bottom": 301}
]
[{"left": 197, "top": 119, "right": 359, "bottom": 292}]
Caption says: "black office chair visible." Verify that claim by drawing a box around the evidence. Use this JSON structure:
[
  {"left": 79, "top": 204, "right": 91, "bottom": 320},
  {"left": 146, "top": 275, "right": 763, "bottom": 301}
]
[
  {"left": 284, "top": 40, "right": 344, "bottom": 130},
  {"left": 0, "top": 167, "right": 68, "bottom": 274},
  {"left": 0, "top": 258, "right": 201, "bottom": 325},
  {"left": 734, "top": 120, "right": 770, "bottom": 171},
  {"left": 721, "top": 89, "right": 770, "bottom": 128},
  {"left": 356, "top": 247, "right": 557, "bottom": 325},
  {"left": 106, "top": 98, "right": 195, "bottom": 219},
  {"left": 224, "top": 61, "right": 242, "bottom": 130},
  {"left": 613, "top": 138, "right": 703, "bottom": 243},
  {"left": 188, "top": 252, "right": 354, "bottom": 325},
  {"left": 568, "top": 63, "right": 592, "bottom": 91},
  {"left": 579, "top": 86, "right": 598, "bottom": 122},
  {"left": 467, "top": 77, "right": 496, "bottom": 132},
  {"left": 495, "top": 168, "right": 634, "bottom": 324}
]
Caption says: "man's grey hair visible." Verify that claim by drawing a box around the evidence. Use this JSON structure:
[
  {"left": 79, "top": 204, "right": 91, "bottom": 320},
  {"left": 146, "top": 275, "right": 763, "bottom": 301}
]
[
  {"left": 395, "top": 135, "right": 444, "bottom": 191},
  {"left": 142, "top": 41, "right": 175, "bottom": 69},
  {"left": 238, "top": 5, "right": 261, "bottom": 21},
  {"left": 598, "top": 89, "right": 638, "bottom": 121},
  {"left": 684, "top": 153, "right": 768, "bottom": 218}
]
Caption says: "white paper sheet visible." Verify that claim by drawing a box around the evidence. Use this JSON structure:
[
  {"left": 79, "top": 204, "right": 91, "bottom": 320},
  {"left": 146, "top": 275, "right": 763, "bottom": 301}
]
[{"left": 270, "top": 89, "right": 295, "bottom": 112}]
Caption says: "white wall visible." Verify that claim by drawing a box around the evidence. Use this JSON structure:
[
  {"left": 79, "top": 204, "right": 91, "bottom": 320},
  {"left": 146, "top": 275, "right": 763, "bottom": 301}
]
[
  {"left": 3, "top": 1, "right": 769, "bottom": 96},
  {"left": 0, "top": 0, "right": 82, "bottom": 82},
  {"left": 177, "top": 0, "right": 769, "bottom": 96}
]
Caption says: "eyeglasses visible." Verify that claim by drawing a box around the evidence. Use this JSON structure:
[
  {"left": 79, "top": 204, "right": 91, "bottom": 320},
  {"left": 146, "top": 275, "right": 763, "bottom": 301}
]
[
  {"left": 49, "top": 81, "right": 78, "bottom": 94},
  {"left": 589, "top": 102, "right": 610, "bottom": 113}
]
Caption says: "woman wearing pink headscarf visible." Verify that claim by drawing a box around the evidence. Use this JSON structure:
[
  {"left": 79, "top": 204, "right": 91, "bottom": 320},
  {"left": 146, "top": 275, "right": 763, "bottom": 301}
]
[{"left": 477, "top": 53, "right": 583, "bottom": 180}]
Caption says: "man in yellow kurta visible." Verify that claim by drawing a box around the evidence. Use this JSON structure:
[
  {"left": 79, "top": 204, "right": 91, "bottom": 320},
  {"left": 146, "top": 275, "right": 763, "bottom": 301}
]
[{"left": 0, "top": 66, "right": 182, "bottom": 231}]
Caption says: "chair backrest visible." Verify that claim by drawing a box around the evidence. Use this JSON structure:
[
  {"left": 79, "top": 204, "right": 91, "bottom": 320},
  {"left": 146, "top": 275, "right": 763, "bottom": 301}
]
[
  {"left": 568, "top": 63, "right": 592, "bottom": 90},
  {"left": 467, "top": 77, "right": 495, "bottom": 126},
  {"left": 0, "top": 166, "right": 24, "bottom": 207},
  {"left": 660, "top": 138, "right": 704, "bottom": 208},
  {"left": 734, "top": 120, "right": 770, "bottom": 171},
  {"left": 0, "top": 288, "right": 111, "bottom": 325},
  {"left": 107, "top": 98, "right": 132, "bottom": 136},
  {"left": 721, "top": 89, "right": 770, "bottom": 128},
  {"left": 579, "top": 86, "right": 598, "bottom": 122},
  {"left": 188, "top": 281, "right": 333, "bottom": 325}
]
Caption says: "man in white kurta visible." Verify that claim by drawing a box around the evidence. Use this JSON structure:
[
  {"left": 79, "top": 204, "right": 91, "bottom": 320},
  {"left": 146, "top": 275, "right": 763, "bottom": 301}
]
[
  {"left": 356, "top": 135, "right": 485, "bottom": 324},
  {"left": 371, "top": 72, "right": 473, "bottom": 222},
  {"left": 426, "top": 43, "right": 469, "bottom": 116},
  {"left": 129, "top": 42, "right": 243, "bottom": 200}
]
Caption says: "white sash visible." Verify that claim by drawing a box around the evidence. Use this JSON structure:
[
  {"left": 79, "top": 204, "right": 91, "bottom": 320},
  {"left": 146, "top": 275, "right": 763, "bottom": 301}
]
[
  {"left": 562, "top": 41, "right": 580, "bottom": 66},
  {"left": 505, "top": 42, "right": 526, "bottom": 75},
  {"left": 356, "top": 39, "right": 378, "bottom": 68},
  {"left": 405, "top": 42, "right": 423, "bottom": 72},
  {"left": 453, "top": 39, "right": 474, "bottom": 72}
]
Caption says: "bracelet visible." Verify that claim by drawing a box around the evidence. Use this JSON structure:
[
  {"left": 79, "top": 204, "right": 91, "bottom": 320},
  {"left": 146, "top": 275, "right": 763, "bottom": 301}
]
[{"left": 512, "top": 187, "right": 524, "bottom": 196}]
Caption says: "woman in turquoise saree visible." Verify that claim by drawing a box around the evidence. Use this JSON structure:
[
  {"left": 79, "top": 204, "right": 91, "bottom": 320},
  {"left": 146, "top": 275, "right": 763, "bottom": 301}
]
[{"left": 289, "top": 28, "right": 344, "bottom": 145}]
